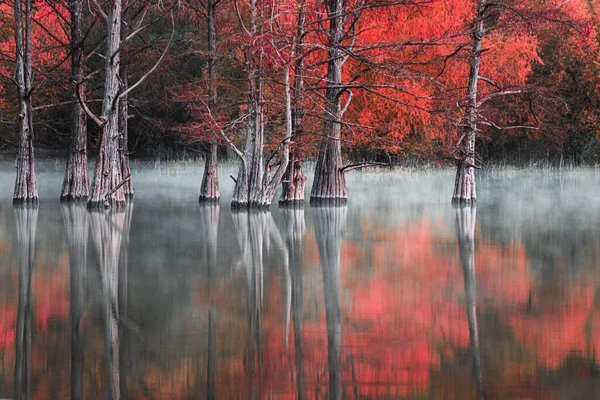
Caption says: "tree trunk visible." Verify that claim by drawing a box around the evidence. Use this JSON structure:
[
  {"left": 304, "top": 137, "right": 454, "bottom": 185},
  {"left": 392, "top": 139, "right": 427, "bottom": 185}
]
[
  {"left": 455, "top": 205, "right": 484, "bottom": 399},
  {"left": 119, "top": 66, "right": 133, "bottom": 200},
  {"left": 61, "top": 0, "right": 89, "bottom": 201},
  {"left": 200, "top": 142, "right": 220, "bottom": 203},
  {"left": 282, "top": 207, "right": 306, "bottom": 399},
  {"left": 279, "top": 154, "right": 306, "bottom": 206},
  {"left": 13, "top": 0, "right": 38, "bottom": 204},
  {"left": 313, "top": 205, "right": 347, "bottom": 400},
  {"left": 310, "top": 0, "right": 347, "bottom": 204},
  {"left": 280, "top": 0, "right": 307, "bottom": 206},
  {"left": 61, "top": 203, "right": 88, "bottom": 400},
  {"left": 232, "top": 73, "right": 264, "bottom": 207},
  {"left": 453, "top": 3, "right": 483, "bottom": 205},
  {"left": 89, "top": 0, "right": 125, "bottom": 209},
  {"left": 13, "top": 204, "right": 37, "bottom": 400},
  {"left": 200, "top": 0, "right": 220, "bottom": 204}
]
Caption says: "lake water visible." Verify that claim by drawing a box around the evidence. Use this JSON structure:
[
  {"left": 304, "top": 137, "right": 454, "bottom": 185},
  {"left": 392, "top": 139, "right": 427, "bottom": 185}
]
[{"left": 0, "top": 160, "right": 599, "bottom": 399}]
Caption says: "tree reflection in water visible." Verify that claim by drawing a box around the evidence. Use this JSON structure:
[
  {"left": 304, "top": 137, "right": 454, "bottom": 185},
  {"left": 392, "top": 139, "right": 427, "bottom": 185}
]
[
  {"left": 455, "top": 205, "right": 484, "bottom": 400},
  {"left": 14, "top": 204, "right": 37, "bottom": 400},
  {"left": 199, "top": 203, "right": 219, "bottom": 400},
  {"left": 282, "top": 206, "right": 306, "bottom": 400},
  {"left": 89, "top": 204, "right": 133, "bottom": 400},
  {"left": 313, "top": 205, "right": 347, "bottom": 400},
  {"left": 61, "top": 203, "right": 88, "bottom": 400}
]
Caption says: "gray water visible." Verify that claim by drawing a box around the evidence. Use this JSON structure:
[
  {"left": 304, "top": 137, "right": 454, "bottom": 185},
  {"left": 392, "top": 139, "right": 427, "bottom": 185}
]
[{"left": 0, "top": 160, "right": 599, "bottom": 399}]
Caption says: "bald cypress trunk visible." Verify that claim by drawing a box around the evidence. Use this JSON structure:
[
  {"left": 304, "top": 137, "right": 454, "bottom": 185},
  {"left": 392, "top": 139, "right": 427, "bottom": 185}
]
[
  {"left": 453, "top": 2, "right": 483, "bottom": 205},
  {"left": 200, "top": 142, "right": 220, "bottom": 203},
  {"left": 280, "top": 1, "right": 307, "bottom": 206},
  {"left": 89, "top": 0, "right": 125, "bottom": 209},
  {"left": 310, "top": 0, "right": 347, "bottom": 204},
  {"left": 61, "top": 0, "right": 89, "bottom": 201},
  {"left": 13, "top": 0, "right": 38, "bottom": 204},
  {"left": 118, "top": 67, "right": 133, "bottom": 199},
  {"left": 200, "top": 0, "right": 220, "bottom": 203},
  {"left": 279, "top": 155, "right": 306, "bottom": 206}
]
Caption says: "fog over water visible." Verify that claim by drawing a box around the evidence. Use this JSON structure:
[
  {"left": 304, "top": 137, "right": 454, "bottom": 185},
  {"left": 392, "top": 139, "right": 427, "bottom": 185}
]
[{"left": 0, "top": 160, "right": 599, "bottom": 399}]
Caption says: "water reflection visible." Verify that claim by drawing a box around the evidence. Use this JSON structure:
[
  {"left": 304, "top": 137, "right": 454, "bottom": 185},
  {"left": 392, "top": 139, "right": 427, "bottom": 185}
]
[
  {"left": 89, "top": 205, "right": 133, "bottom": 400},
  {"left": 61, "top": 203, "right": 88, "bottom": 400},
  {"left": 282, "top": 207, "right": 306, "bottom": 400},
  {"left": 199, "top": 204, "right": 219, "bottom": 400},
  {"left": 455, "top": 205, "right": 484, "bottom": 399},
  {"left": 313, "top": 206, "right": 346, "bottom": 400},
  {"left": 14, "top": 204, "right": 37, "bottom": 400},
  {"left": 3, "top": 169, "right": 600, "bottom": 398}
]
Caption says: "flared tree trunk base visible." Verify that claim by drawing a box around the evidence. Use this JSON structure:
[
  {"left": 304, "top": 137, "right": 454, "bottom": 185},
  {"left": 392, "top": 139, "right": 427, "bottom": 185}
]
[
  {"left": 200, "top": 142, "right": 220, "bottom": 204},
  {"left": 279, "top": 157, "right": 306, "bottom": 207},
  {"left": 310, "top": 148, "right": 347, "bottom": 205},
  {"left": 13, "top": 197, "right": 39, "bottom": 206},
  {"left": 452, "top": 161, "right": 477, "bottom": 206},
  {"left": 61, "top": 154, "right": 89, "bottom": 202},
  {"left": 14, "top": 142, "right": 38, "bottom": 204}
]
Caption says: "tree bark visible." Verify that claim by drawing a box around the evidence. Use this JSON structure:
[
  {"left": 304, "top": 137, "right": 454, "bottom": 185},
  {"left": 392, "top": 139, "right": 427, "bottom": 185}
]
[
  {"left": 455, "top": 205, "right": 484, "bottom": 399},
  {"left": 13, "top": 204, "right": 37, "bottom": 400},
  {"left": 89, "top": 0, "right": 125, "bottom": 209},
  {"left": 61, "top": 203, "right": 88, "bottom": 400},
  {"left": 279, "top": 0, "right": 307, "bottom": 206},
  {"left": 231, "top": 0, "right": 264, "bottom": 209},
  {"left": 13, "top": 0, "right": 38, "bottom": 204},
  {"left": 118, "top": 64, "right": 133, "bottom": 199},
  {"left": 279, "top": 154, "right": 306, "bottom": 206},
  {"left": 200, "top": 141, "right": 220, "bottom": 203},
  {"left": 200, "top": 0, "right": 220, "bottom": 203},
  {"left": 61, "top": 0, "right": 89, "bottom": 201},
  {"left": 453, "top": 2, "right": 484, "bottom": 205},
  {"left": 313, "top": 205, "right": 347, "bottom": 400},
  {"left": 310, "top": 0, "right": 347, "bottom": 204}
]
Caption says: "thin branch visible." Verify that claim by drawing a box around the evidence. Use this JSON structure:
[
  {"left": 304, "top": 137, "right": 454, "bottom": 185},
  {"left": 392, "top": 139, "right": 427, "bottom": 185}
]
[{"left": 340, "top": 162, "right": 389, "bottom": 174}]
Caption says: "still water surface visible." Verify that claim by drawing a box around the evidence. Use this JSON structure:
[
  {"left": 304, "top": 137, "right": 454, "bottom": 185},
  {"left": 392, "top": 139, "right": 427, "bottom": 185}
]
[{"left": 0, "top": 161, "right": 600, "bottom": 399}]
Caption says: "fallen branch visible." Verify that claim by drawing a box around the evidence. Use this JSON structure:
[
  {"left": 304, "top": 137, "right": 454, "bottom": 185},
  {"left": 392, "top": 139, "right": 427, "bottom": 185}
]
[
  {"left": 104, "top": 174, "right": 131, "bottom": 201},
  {"left": 340, "top": 162, "right": 389, "bottom": 174}
]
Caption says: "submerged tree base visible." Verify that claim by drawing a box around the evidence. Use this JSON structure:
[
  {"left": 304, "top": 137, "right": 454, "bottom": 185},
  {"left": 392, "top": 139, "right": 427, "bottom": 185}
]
[
  {"left": 231, "top": 201, "right": 272, "bottom": 211},
  {"left": 87, "top": 199, "right": 127, "bottom": 210},
  {"left": 279, "top": 199, "right": 304, "bottom": 208},
  {"left": 199, "top": 196, "right": 220, "bottom": 204},
  {"left": 452, "top": 197, "right": 477, "bottom": 206},
  {"left": 60, "top": 195, "right": 88, "bottom": 202},
  {"left": 13, "top": 197, "right": 39, "bottom": 207},
  {"left": 309, "top": 197, "right": 348, "bottom": 207}
]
